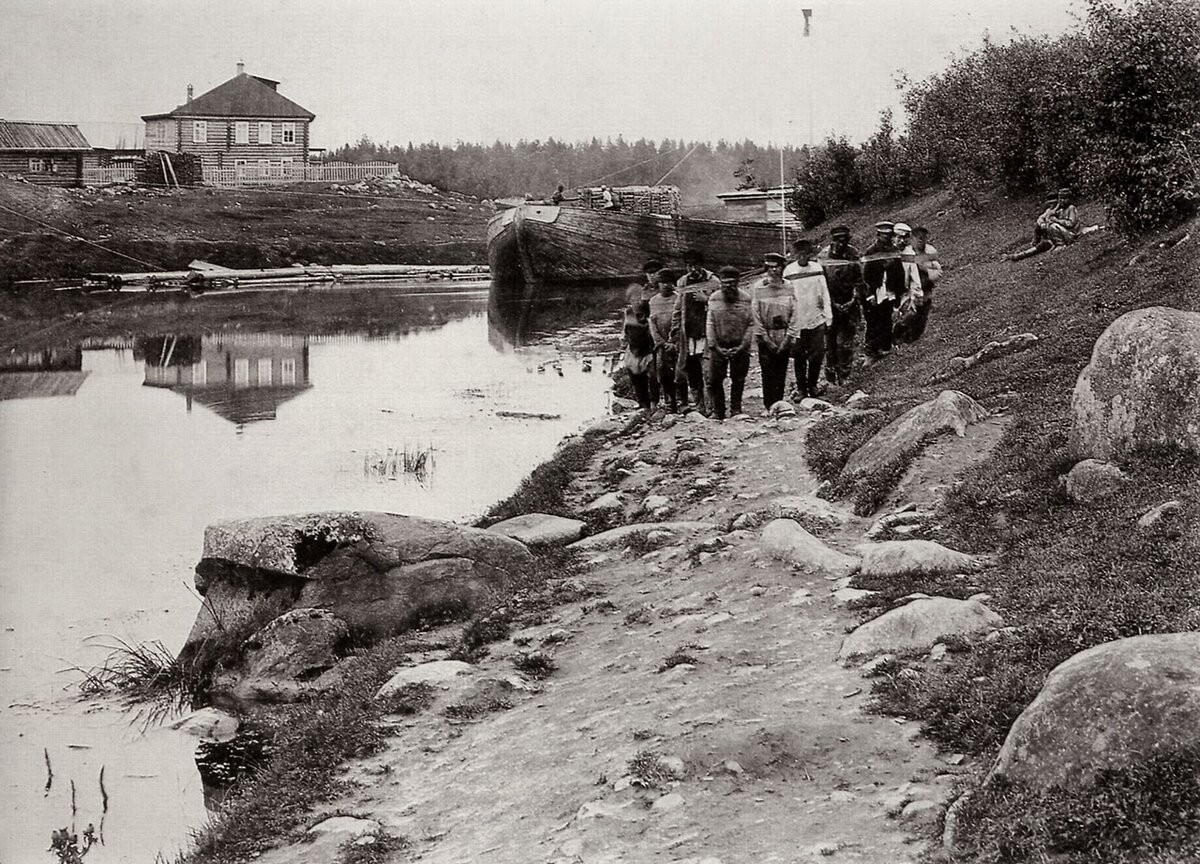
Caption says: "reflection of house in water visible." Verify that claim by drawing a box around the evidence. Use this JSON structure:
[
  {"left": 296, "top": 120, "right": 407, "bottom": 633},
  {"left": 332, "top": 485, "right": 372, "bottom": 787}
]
[
  {"left": 140, "top": 333, "right": 311, "bottom": 425},
  {"left": 0, "top": 345, "right": 89, "bottom": 401}
]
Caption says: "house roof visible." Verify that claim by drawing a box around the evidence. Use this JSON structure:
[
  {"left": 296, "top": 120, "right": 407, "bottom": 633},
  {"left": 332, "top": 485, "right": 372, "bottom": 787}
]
[
  {"left": 0, "top": 371, "right": 90, "bottom": 401},
  {"left": 142, "top": 73, "right": 314, "bottom": 121},
  {"left": 0, "top": 121, "right": 91, "bottom": 151},
  {"left": 716, "top": 186, "right": 796, "bottom": 202}
]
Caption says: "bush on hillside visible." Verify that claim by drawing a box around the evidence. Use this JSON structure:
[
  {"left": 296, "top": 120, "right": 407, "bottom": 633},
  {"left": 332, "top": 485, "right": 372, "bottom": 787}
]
[
  {"left": 791, "top": 0, "right": 1200, "bottom": 235},
  {"left": 1081, "top": 0, "right": 1200, "bottom": 233}
]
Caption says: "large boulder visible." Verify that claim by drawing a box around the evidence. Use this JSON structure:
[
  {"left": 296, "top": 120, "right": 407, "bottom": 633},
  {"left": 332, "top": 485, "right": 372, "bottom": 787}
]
[
  {"left": 838, "top": 597, "right": 1002, "bottom": 659},
  {"left": 843, "top": 391, "right": 989, "bottom": 477},
  {"left": 486, "top": 513, "right": 585, "bottom": 547},
  {"left": 992, "top": 633, "right": 1200, "bottom": 789},
  {"left": 184, "top": 512, "right": 530, "bottom": 664},
  {"left": 1069, "top": 306, "right": 1200, "bottom": 461},
  {"left": 298, "top": 555, "right": 508, "bottom": 640},
  {"left": 759, "top": 519, "right": 859, "bottom": 578},
  {"left": 855, "top": 540, "right": 980, "bottom": 578}
]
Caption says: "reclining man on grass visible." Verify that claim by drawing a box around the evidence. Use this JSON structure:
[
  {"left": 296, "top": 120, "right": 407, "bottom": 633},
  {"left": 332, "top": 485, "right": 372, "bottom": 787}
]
[{"left": 1011, "top": 188, "right": 1083, "bottom": 261}]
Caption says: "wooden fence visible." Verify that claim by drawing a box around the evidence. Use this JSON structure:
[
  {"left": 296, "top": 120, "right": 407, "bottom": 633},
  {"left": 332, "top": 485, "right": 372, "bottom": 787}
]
[
  {"left": 81, "top": 165, "right": 137, "bottom": 186},
  {"left": 202, "top": 161, "right": 401, "bottom": 187}
]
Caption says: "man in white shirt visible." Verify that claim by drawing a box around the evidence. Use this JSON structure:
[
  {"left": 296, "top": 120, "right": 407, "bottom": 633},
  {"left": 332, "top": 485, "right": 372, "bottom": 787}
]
[{"left": 783, "top": 238, "right": 833, "bottom": 398}]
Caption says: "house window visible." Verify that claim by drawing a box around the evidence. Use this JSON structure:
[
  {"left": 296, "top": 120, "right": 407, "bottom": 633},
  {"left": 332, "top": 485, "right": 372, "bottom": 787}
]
[
  {"left": 257, "top": 358, "right": 272, "bottom": 386},
  {"left": 192, "top": 361, "right": 207, "bottom": 386},
  {"left": 234, "top": 358, "right": 250, "bottom": 387},
  {"left": 28, "top": 158, "right": 46, "bottom": 172},
  {"left": 235, "top": 121, "right": 249, "bottom": 145},
  {"left": 281, "top": 358, "right": 296, "bottom": 385},
  {"left": 281, "top": 123, "right": 295, "bottom": 144},
  {"left": 193, "top": 120, "right": 207, "bottom": 143},
  {"left": 258, "top": 122, "right": 272, "bottom": 145}
]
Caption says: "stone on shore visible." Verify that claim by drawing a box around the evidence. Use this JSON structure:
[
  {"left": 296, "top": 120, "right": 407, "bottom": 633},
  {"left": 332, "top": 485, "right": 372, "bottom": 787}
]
[
  {"left": 1064, "top": 459, "right": 1129, "bottom": 504},
  {"left": 376, "top": 659, "right": 475, "bottom": 699},
  {"left": 184, "top": 512, "right": 530, "bottom": 671},
  {"left": 1137, "top": 500, "right": 1184, "bottom": 532},
  {"left": 199, "top": 511, "right": 531, "bottom": 581},
  {"left": 487, "top": 513, "right": 585, "bottom": 547},
  {"left": 582, "top": 491, "right": 625, "bottom": 515},
  {"left": 992, "top": 633, "right": 1200, "bottom": 789},
  {"left": 169, "top": 707, "right": 240, "bottom": 742},
  {"left": 767, "top": 495, "right": 855, "bottom": 529},
  {"left": 567, "top": 521, "right": 715, "bottom": 552},
  {"left": 1069, "top": 306, "right": 1200, "bottom": 461},
  {"left": 839, "top": 597, "right": 1002, "bottom": 659},
  {"left": 843, "top": 390, "right": 989, "bottom": 478},
  {"left": 855, "top": 540, "right": 980, "bottom": 578},
  {"left": 211, "top": 608, "right": 349, "bottom": 705},
  {"left": 759, "top": 519, "right": 859, "bottom": 577}
]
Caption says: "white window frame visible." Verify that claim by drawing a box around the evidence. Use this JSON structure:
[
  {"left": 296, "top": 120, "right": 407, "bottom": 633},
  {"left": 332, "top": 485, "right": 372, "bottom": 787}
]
[
  {"left": 258, "top": 121, "right": 272, "bottom": 145},
  {"left": 235, "top": 121, "right": 250, "bottom": 145},
  {"left": 28, "top": 158, "right": 46, "bottom": 172},
  {"left": 281, "top": 123, "right": 295, "bottom": 144},
  {"left": 281, "top": 357, "right": 296, "bottom": 385},
  {"left": 193, "top": 120, "right": 207, "bottom": 143},
  {"left": 257, "top": 358, "right": 272, "bottom": 386}
]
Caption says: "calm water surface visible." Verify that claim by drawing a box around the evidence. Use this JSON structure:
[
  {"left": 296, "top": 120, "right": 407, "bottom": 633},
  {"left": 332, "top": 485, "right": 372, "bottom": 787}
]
[{"left": 0, "top": 285, "right": 619, "bottom": 862}]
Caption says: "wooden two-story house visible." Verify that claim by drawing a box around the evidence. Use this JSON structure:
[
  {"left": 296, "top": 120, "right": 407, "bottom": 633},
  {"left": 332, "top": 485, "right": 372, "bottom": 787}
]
[{"left": 141, "top": 63, "right": 315, "bottom": 180}]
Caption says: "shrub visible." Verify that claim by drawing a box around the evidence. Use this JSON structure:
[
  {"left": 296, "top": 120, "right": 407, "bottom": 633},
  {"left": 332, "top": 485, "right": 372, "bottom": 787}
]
[{"left": 1081, "top": 0, "right": 1200, "bottom": 233}]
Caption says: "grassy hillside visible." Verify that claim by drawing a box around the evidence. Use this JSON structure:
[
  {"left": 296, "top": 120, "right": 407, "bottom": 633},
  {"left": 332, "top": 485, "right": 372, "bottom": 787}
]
[{"left": 805, "top": 188, "right": 1200, "bottom": 862}]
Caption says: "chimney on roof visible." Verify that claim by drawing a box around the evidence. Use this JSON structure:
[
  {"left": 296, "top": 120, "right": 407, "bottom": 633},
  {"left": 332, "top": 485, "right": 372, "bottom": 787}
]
[
  {"left": 237, "top": 61, "right": 245, "bottom": 75},
  {"left": 186, "top": 84, "right": 193, "bottom": 103}
]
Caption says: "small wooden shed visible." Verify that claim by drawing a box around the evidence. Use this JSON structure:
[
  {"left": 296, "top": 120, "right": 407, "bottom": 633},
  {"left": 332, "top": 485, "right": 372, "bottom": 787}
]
[
  {"left": 0, "top": 121, "right": 92, "bottom": 187},
  {"left": 716, "top": 186, "right": 801, "bottom": 228}
]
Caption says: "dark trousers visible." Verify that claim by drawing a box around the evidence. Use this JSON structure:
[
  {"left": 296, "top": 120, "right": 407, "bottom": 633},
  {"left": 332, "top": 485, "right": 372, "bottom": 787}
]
[
  {"left": 705, "top": 349, "right": 750, "bottom": 420},
  {"left": 863, "top": 298, "right": 895, "bottom": 358},
  {"left": 758, "top": 339, "right": 791, "bottom": 408},
  {"left": 629, "top": 369, "right": 653, "bottom": 409},
  {"left": 677, "top": 351, "right": 706, "bottom": 412},
  {"left": 826, "top": 307, "right": 858, "bottom": 383},
  {"left": 894, "top": 298, "right": 933, "bottom": 344},
  {"left": 793, "top": 324, "right": 827, "bottom": 396},
  {"left": 656, "top": 344, "right": 680, "bottom": 411}
]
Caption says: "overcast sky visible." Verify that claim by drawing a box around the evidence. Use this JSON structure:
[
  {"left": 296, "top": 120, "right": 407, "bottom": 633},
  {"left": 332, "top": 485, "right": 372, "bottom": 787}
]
[{"left": 2, "top": 0, "right": 1080, "bottom": 150}]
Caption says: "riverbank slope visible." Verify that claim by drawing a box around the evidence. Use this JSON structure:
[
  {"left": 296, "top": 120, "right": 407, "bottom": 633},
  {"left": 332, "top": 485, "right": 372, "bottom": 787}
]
[{"left": 0, "top": 175, "right": 489, "bottom": 284}]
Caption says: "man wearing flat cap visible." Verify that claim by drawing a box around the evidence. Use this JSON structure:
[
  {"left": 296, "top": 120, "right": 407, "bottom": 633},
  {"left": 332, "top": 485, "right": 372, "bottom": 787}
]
[
  {"left": 860, "top": 221, "right": 910, "bottom": 361},
  {"left": 647, "top": 267, "right": 681, "bottom": 412},
  {"left": 671, "top": 250, "right": 718, "bottom": 413},
  {"left": 784, "top": 238, "right": 833, "bottom": 399},
  {"left": 705, "top": 266, "right": 754, "bottom": 420},
  {"left": 752, "top": 251, "right": 795, "bottom": 409},
  {"left": 817, "top": 226, "right": 863, "bottom": 385}
]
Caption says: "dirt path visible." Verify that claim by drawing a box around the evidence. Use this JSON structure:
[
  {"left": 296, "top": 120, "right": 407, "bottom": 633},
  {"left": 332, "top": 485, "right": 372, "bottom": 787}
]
[{"left": 255, "top": 408, "right": 969, "bottom": 864}]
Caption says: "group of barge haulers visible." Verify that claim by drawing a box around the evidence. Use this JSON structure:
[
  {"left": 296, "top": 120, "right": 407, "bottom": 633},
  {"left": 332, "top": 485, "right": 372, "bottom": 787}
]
[{"left": 621, "top": 221, "right": 942, "bottom": 420}]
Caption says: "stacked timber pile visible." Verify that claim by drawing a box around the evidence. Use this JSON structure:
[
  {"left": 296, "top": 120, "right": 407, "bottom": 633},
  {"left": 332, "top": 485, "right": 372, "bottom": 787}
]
[
  {"left": 580, "top": 185, "right": 681, "bottom": 216},
  {"left": 136, "top": 151, "right": 204, "bottom": 187}
]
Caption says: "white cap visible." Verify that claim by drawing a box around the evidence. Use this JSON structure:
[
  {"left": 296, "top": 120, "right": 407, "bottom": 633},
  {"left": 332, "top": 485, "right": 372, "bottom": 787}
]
[{"left": 893, "top": 222, "right": 912, "bottom": 233}]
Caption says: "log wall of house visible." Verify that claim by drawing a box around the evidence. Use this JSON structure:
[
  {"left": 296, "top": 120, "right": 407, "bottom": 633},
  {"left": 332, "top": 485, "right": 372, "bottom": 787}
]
[
  {"left": 0, "top": 152, "right": 83, "bottom": 187},
  {"left": 145, "top": 116, "right": 310, "bottom": 168}
]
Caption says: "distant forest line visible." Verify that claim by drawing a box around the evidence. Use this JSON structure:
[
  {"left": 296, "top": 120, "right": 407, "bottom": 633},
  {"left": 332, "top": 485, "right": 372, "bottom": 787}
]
[{"left": 324, "top": 137, "right": 803, "bottom": 207}]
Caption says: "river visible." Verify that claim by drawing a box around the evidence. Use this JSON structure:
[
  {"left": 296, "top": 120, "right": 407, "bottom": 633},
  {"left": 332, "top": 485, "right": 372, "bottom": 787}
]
[{"left": 0, "top": 282, "right": 621, "bottom": 863}]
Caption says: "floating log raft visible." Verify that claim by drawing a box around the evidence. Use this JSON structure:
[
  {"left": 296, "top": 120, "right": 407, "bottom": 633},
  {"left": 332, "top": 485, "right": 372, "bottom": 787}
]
[{"left": 82, "top": 263, "right": 491, "bottom": 292}]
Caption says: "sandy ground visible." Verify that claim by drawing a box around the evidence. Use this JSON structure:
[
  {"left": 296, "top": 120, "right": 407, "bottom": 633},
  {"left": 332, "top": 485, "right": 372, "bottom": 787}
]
[{"left": 253, "top": 396, "right": 1007, "bottom": 864}]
